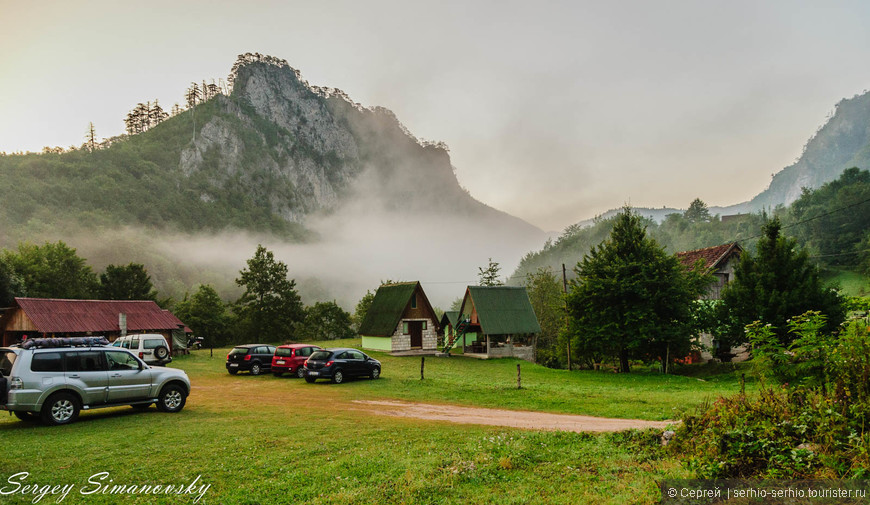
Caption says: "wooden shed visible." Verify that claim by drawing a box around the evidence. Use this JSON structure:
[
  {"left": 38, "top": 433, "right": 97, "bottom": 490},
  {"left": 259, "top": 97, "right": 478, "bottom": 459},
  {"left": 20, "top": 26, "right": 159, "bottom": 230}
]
[
  {"left": 359, "top": 282, "right": 440, "bottom": 353},
  {"left": 0, "top": 297, "right": 189, "bottom": 350}
]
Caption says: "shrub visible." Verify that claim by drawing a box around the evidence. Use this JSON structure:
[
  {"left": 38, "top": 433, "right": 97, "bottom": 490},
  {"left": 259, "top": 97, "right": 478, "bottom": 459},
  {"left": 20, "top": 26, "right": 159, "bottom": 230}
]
[{"left": 674, "top": 312, "right": 870, "bottom": 478}]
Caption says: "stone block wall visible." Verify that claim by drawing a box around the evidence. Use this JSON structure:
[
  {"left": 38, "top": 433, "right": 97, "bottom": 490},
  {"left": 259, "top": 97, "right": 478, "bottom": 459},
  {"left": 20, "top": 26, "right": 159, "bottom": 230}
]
[
  {"left": 390, "top": 318, "right": 437, "bottom": 351},
  {"left": 487, "top": 342, "right": 535, "bottom": 362}
]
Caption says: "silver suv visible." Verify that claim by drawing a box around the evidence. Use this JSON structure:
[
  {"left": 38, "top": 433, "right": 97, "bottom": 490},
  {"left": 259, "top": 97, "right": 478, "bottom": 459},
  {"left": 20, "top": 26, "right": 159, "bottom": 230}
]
[{"left": 0, "top": 337, "right": 191, "bottom": 425}]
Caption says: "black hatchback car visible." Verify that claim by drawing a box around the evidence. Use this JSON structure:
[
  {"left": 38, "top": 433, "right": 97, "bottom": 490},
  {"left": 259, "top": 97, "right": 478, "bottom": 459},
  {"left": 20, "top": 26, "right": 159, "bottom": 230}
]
[
  {"left": 226, "top": 344, "right": 276, "bottom": 375},
  {"left": 303, "top": 348, "right": 381, "bottom": 384}
]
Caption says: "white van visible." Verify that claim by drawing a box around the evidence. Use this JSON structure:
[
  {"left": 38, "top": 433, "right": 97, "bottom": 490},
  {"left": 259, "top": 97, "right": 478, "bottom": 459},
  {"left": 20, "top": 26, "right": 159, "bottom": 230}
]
[{"left": 112, "top": 334, "right": 172, "bottom": 365}]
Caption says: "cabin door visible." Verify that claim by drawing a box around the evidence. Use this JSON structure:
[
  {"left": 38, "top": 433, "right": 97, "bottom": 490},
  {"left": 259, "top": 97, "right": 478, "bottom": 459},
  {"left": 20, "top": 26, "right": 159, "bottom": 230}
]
[{"left": 409, "top": 321, "right": 423, "bottom": 348}]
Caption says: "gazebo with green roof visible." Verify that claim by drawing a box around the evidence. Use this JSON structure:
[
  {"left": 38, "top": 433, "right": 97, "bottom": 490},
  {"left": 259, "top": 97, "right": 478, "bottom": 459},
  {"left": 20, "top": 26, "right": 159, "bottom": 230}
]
[
  {"left": 455, "top": 286, "right": 541, "bottom": 362},
  {"left": 359, "top": 282, "right": 440, "bottom": 353}
]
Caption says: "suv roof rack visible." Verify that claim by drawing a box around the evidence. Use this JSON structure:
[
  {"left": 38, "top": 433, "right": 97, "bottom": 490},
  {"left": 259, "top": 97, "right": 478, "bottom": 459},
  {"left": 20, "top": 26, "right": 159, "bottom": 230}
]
[{"left": 21, "top": 337, "right": 110, "bottom": 349}]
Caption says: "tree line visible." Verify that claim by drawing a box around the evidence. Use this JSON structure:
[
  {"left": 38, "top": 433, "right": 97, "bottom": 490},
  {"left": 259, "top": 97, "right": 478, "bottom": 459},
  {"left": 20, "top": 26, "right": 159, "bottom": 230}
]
[
  {"left": 0, "top": 242, "right": 354, "bottom": 348},
  {"left": 520, "top": 205, "right": 851, "bottom": 373}
]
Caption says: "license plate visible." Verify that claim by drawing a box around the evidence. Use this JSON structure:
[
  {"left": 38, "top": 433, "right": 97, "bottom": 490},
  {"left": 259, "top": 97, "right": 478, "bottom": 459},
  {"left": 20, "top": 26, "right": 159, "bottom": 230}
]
[
  {"left": 308, "top": 371, "right": 319, "bottom": 376},
  {"left": 276, "top": 360, "right": 285, "bottom": 365},
  {"left": 229, "top": 363, "right": 239, "bottom": 367}
]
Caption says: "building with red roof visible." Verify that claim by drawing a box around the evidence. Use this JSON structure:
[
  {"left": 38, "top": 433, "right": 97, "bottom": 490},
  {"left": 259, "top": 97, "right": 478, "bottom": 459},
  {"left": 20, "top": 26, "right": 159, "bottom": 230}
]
[
  {"left": 0, "top": 298, "right": 189, "bottom": 349},
  {"left": 676, "top": 242, "right": 742, "bottom": 300},
  {"left": 675, "top": 243, "right": 745, "bottom": 363}
]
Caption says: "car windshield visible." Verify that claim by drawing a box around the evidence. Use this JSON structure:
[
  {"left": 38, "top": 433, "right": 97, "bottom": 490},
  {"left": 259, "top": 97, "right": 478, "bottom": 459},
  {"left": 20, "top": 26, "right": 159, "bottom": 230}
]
[
  {"left": 229, "top": 347, "right": 249, "bottom": 355},
  {"left": 0, "top": 351, "right": 16, "bottom": 376},
  {"left": 275, "top": 348, "right": 293, "bottom": 357},
  {"left": 309, "top": 350, "right": 332, "bottom": 360}
]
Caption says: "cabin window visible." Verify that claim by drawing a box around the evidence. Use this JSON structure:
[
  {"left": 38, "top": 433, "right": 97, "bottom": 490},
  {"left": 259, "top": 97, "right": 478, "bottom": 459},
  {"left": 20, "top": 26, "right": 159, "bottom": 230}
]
[
  {"left": 422, "top": 321, "right": 427, "bottom": 330},
  {"left": 403, "top": 322, "right": 409, "bottom": 334},
  {"left": 411, "top": 295, "right": 417, "bottom": 309}
]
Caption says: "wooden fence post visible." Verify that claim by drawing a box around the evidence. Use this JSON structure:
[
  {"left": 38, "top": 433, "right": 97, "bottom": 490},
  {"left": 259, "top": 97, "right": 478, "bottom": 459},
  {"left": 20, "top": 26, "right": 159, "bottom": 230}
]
[
  {"left": 517, "top": 363, "right": 522, "bottom": 389},
  {"left": 421, "top": 356, "right": 425, "bottom": 380}
]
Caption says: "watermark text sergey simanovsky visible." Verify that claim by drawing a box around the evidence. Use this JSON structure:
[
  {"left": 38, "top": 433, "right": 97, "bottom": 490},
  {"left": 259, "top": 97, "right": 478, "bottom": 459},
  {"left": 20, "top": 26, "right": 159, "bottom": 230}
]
[{"left": 1, "top": 472, "right": 211, "bottom": 503}]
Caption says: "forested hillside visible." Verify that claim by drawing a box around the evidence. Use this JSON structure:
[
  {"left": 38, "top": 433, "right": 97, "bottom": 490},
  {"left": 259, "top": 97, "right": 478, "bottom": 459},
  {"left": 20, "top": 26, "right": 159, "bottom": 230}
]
[
  {"left": 749, "top": 90, "right": 870, "bottom": 210},
  {"left": 513, "top": 170, "right": 870, "bottom": 294},
  {"left": 0, "top": 53, "right": 544, "bottom": 306}
]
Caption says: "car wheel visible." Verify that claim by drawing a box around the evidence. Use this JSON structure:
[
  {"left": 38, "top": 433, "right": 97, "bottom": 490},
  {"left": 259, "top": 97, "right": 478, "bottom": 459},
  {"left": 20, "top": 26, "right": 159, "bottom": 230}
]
[
  {"left": 153, "top": 346, "right": 169, "bottom": 360},
  {"left": 13, "top": 411, "right": 38, "bottom": 422},
  {"left": 156, "top": 384, "right": 187, "bottom": 413},
  {"left": 41, "top": 392, "right": 80, "bottom": 426},
  {"left": 371, "top": 367, "right": 381, "bottom": 380},
  {"left": 296, "top": 367, "right": 305, "bottom": 379},
  {"left": 250, "top": 363, "right": 262, "bottom": 375},
  {"left": 332, "top": 370, "right": 344, "bottom": 384},
  {"left": 228, "top": 369, "right": 238, "bottom": 375}
]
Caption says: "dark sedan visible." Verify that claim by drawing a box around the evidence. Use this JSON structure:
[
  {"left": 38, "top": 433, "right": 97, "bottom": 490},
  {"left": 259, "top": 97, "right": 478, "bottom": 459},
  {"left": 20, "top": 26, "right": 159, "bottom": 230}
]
[
  {"left": 226, "top": 344, "right": 276, "bottom": 375},
  {"left": 303, "top": 348, "right": 381, "bottom": 384}
]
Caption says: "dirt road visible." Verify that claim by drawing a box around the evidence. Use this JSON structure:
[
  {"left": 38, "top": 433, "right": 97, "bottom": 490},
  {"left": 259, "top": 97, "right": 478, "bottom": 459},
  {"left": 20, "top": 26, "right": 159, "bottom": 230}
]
[{"left": 352, "top": 400, "right": 677, "bottom": 433}]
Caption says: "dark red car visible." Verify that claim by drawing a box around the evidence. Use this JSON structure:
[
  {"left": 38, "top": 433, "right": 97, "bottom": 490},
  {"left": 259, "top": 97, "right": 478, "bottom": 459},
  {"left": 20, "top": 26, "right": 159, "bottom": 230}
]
[{"left": 271, "top": 344, "right": 322, "bottom": 378}]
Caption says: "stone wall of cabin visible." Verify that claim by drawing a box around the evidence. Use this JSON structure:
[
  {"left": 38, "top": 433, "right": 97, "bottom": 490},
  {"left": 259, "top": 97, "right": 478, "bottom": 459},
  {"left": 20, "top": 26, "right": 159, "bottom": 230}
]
[{"left": 390, "top": 318, "right": 437, "bottom": 351}]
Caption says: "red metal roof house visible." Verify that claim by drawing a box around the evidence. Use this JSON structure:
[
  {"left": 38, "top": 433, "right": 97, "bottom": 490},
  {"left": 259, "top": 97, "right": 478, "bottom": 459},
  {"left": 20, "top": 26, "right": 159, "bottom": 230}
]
[
  {"left": 675, "top": 243, "right": 742, "bottom": 300},
  {"left": 0, "top": 298, "right": 189, "bottom": 349}
]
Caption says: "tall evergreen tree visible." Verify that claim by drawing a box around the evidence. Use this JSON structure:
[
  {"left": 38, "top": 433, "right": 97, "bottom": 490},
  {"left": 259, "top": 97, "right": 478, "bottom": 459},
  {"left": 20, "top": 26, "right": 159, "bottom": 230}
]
[
  {"left": 478, "top": 258, "right": 503, "bottom": 286},
  {"left": 717, "top": 218, "right": 845, "bottom": 346},
  {"left": 85, "top": 122, "right": 97, "bottom": 152},
  {"left": 235, "top": 245, "right": 304, "bottom": 342},
  {"left": 566, "top": 208, "right": 711, "bottom": 372}
]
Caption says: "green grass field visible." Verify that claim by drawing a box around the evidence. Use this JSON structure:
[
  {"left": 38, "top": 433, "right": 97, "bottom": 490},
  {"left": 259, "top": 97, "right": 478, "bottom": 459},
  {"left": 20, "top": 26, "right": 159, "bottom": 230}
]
[
  {"left": 822, "top": 267, "right": 870, "bottom": 296},
  {"left": 0, "top": 339, "right": 750, "bottom": 504}
]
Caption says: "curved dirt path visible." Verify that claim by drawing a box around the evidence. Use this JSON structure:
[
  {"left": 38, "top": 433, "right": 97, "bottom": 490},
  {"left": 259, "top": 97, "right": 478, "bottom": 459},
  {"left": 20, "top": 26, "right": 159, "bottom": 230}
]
[{"left": 352, "top": 400, "right": 676, "bottom": 433}]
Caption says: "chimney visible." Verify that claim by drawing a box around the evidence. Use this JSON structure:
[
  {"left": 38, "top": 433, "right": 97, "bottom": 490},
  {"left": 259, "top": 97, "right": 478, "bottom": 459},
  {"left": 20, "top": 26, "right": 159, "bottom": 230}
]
[{"left": 119, "top": 313, "right": 127, "bottom": 338}]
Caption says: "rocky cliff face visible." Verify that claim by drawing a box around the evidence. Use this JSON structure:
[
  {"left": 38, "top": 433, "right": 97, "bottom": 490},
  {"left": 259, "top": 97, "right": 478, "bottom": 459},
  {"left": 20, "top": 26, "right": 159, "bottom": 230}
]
[
  {"left": 177, "top": 55, "right": 539, "bottom": 238},
  {"left": 748, "top": 90, "right": 870, "bottom": 210}
]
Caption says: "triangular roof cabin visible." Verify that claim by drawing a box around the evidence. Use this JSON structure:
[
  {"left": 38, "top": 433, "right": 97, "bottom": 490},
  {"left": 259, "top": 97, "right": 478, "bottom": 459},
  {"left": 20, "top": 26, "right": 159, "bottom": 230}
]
[
  {"left": 359, "top": 282, "right": 440, "bottom": 353},
  {"left": 459, "top": 286, "right": 542, "bottom": 336},
  {"left": 451, "top": 286, "right": 540, "bottom": 362}
]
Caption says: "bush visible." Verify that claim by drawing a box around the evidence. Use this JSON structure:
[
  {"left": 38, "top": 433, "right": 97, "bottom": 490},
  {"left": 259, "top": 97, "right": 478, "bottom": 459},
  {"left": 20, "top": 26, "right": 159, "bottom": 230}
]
[
  {"left": 674, "top": 312, "right": 870, "bottom": 478},
  {"left": 674, "top": 388, "right": 870, "bottom": 478}
]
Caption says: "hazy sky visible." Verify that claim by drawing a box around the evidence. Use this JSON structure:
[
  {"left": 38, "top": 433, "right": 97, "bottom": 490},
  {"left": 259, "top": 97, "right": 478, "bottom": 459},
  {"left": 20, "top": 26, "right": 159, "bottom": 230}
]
[{"left": 3, "top": 0, "right": 870, "bottom": 231}]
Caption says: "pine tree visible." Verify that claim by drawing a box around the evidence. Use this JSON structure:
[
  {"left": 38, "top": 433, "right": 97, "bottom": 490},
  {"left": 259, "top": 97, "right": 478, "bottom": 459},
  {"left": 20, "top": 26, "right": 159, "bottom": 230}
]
[
  {"left": 478, "top": 258, "right": 503, "bottom": 286},
  {"left": 717, "top": 218, "right": 845, "bottom": 347},
  {"left": 84, "top": 122, "right": 97, "bottom": 152},
  {"left": 235, "top": 245, "right": 304, "bottom": 342},
  {"left": 566, "top": 207, "right": 711, "bottom": 372}
]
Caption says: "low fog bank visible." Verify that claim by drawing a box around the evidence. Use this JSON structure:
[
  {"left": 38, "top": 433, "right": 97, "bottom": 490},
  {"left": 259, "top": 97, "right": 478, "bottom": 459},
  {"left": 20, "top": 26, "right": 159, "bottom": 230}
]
[
  {"left": 155, "top": 194, "right": 546, "bottom": 310},
  {"left": 2, "top": 154, "right": 547, "bottom": 310},
  {"left": 8, "top": 202, "right": 544, "bottom": 313}
]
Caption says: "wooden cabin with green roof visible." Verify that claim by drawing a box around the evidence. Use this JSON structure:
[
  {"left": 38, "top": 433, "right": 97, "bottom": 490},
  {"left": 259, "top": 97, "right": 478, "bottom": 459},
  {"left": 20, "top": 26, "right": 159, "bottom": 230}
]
[
  {"left": 445, "top": 286, "right": 541, "bottom": 362},
  {"left": 359, "top": 282, "right": 440, "bottom": 353}
]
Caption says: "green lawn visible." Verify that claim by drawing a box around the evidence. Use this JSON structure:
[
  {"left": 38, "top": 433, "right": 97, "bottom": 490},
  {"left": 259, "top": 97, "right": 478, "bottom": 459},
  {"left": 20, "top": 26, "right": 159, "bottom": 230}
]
[
  {"left": 821, "top": 267, "right": 870, "bottom": 296},
  {"left": 0, "top": 340, "right": 747, "bottom": 504}
]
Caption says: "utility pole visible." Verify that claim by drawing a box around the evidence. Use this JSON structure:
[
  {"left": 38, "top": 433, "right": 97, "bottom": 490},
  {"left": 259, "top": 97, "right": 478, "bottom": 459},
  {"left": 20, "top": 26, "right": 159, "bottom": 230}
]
[{"left": 562, "top": 263, "right": 571, "bottom": 371}]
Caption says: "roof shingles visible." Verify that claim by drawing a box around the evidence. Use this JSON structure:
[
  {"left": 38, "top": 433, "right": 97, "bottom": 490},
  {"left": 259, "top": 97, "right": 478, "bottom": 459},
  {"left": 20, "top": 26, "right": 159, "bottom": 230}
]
[{"left": 675, "top": 243, "right": 741, "bottom": 272}]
